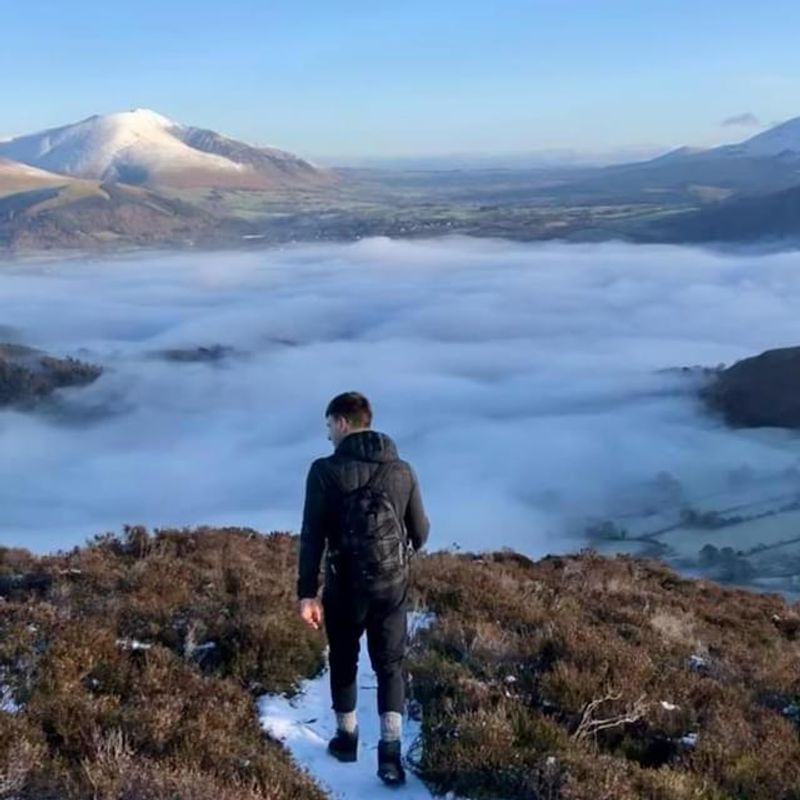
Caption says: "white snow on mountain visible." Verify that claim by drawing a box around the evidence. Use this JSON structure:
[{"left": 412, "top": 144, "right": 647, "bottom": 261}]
[
  {"left": 737, "top": 117, "right": 800, "bottom": 157},
  {"left": 0, "top": 108, "right": 243, "bottom": 180},
  {"left": 0, "top": 108, "right": 325, "bottom": 189}
]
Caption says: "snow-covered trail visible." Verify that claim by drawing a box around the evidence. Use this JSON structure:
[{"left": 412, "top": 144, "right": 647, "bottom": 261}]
[{"left": 258, "top": 614, "right": 438, "bottom": 799}]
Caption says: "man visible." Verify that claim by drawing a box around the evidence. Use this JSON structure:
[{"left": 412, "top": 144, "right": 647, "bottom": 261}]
[{"left": 297, "top": 391, "right": 430, "bottom": 786}]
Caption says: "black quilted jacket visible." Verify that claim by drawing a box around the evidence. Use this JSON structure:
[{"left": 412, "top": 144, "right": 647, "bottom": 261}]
[{"left": 297, "top": 429, "right": 430, "bottom": 599}]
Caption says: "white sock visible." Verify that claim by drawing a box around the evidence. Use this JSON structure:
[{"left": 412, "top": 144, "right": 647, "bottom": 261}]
[
  {"left": 336, "top": 710, "right": 357, "bottom": 734},
  {"left": 380, "top": 711, "right": 402, "bottom": 742}
]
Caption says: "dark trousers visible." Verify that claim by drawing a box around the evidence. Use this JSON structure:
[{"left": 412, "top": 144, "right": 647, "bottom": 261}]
[{"left": 322, "top": 581, "right": 408, "bottom": 715}]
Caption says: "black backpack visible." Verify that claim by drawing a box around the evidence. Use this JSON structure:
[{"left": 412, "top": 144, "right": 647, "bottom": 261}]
[{"left": 327, "top": 461, "right": 410, "bottom": 596}]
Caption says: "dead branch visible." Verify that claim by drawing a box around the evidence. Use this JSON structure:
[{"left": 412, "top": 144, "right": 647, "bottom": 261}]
[{"left": 572, "top": 690, "right": 650, "bottom": 741}]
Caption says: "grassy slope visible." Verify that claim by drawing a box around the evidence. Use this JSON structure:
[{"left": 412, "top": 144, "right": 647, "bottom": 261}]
[{"left": 3, "top": 527, "right": 800, "bottom": 799}]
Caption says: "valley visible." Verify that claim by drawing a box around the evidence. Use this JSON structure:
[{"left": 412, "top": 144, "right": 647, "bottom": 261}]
[{"left": 5, "top": 110, "right": 800, "bottom": 254}]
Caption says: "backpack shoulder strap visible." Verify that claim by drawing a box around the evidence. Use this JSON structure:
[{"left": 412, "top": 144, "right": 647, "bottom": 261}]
[{"left": 364, "top": 461, "right": 396, "bottom": 493}]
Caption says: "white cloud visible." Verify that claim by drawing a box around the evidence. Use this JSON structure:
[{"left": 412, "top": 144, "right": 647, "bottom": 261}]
[{"left": 1, "top": 237, "right": 800, "bottom": 557}]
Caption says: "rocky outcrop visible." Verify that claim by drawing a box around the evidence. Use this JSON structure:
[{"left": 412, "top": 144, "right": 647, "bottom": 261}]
[
  {"left": 0, "top": 343, "right": 102, "bottom": 408},
  {"left": 701, "top": 346, "right": 800, "bottom": 427}
]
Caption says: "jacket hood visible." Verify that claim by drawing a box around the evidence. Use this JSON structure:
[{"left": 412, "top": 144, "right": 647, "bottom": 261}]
[{"left": 334, "top": 429, "right": 399, "bottom": 463}]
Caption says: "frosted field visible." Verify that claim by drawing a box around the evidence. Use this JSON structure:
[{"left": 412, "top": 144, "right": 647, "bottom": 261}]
[{"left": 2, "top": 237, "right": 800, "bottom": 573}]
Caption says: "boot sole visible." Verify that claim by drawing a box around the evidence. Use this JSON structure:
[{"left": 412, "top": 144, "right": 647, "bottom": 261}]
[{"left": 328, "top": 746, "right": 358, "bottom": 763}]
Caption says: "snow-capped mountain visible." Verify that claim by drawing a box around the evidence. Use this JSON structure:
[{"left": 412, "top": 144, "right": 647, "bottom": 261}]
[
  {"left": 540, "top": 115, "right": 800, "bottom": 204},
  {"left": 736, "top": 116, "right": 800, "bottom": 157},
  {"left": 647, "top": 119, "right": 800, "bottom": 164},
  {"left": 0, "top": 109, "right": 331, "bottom": 189}
]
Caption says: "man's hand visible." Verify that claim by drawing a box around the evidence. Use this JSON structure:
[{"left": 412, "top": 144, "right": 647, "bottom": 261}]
[{"left": 298, "top": 598, "right": 323, "bottom": 630}]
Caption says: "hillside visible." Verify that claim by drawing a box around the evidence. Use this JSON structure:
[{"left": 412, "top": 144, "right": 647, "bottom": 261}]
[
  {"left": 0, "top": 158, "right": 74, "bottom": 195},
  {"left": 736, "top": 117, "right": 800, "bottom": 158},
  {"left": 2, "top": 527, "right": 800, "bottom": 799},
  {"left": 701, "top": 345, "right": 800, "bottom": 427},
  {"left": 0, "top": 181, "right": 256, "bottom": 251},
  {"left": 645, "top": 184, "right": 800, "bottom": 244},
  {"left": 521, "top": 116, "right": 800, "bottom": 208}
]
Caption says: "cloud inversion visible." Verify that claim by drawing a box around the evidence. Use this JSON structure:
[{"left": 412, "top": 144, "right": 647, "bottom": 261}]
[{"left": 1, "top": 238, "right": 800, "bottom": 556}]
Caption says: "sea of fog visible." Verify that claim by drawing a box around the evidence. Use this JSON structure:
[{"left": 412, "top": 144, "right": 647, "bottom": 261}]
[{"left": 2, "top": 236, "right": 800, "bottom": 555}]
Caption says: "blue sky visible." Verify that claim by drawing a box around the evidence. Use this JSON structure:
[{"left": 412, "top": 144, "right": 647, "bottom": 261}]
[{"left": 3, "top": 0, "right": 800, "bottom": 159}]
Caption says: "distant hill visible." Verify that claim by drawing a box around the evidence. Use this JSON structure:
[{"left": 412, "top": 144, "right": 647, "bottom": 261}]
[
  {"left": 0, "top": 343, "right": 101, "bottom": 407},
  {"left": 731, "top": 116, "right": 800, "bottom": 158},
  {"left": 646, "top": 183, "right": 800, "bottom": 243},
  {"left": 701, "top": 345, "right": 800, "bottom": 427},
  {"left": 0, "top": 108, "right": 335, "bottom": 190},
  {"left": 541, "top": 117, "right": 800, "bottom": 204}
]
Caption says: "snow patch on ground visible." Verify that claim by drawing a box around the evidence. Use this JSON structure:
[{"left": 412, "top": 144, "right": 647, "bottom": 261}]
[
  {"left": 1, "top": 681, "right": 19, "bottom": 714},
  {"left": 258, "top": 611, "right": 439, "bottom": 798}
]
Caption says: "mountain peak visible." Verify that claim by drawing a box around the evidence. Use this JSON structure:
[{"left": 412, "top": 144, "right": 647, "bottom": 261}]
[
  {"left": 739, "top": 116, "right": 800, "bottom": 157},
  {"left": 0, "top": 110, "right": 332, "bottom": 190},
  {"left": 125, "top": 107, "right": 176, "bottom": 123}
]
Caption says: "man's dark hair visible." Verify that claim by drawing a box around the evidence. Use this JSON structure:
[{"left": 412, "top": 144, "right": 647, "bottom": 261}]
[{"left": 326, "top": 391, "right": 373, "bottom": 428}]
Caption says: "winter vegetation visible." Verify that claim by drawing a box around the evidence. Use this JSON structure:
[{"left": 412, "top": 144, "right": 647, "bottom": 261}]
[{"left": 2, "top": 527, "right": 800, "bottom": 799}]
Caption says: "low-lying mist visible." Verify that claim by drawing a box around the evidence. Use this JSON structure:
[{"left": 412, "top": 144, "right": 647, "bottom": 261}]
[{"left": 2, "top": 237, "right": 800, "bottom": 555}]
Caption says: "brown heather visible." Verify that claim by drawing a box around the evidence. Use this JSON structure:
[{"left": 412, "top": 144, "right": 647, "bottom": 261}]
[
  {"left": 0, "top": 526, "right": 326, "bottom": 800},
  {"left": 3, "top": 528, "right": 800, "bottom": 798},
  {"left": 408, "top": 549, "right": 800, "bottom": 799}
]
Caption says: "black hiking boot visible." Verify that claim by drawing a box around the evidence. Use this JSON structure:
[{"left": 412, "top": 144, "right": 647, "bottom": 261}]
[
  {"left": 327, "top": 727, "right": 358, "bottom": 762},
  {"left": 377, "top": 739, "right": 406, "bottom": 786}
]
